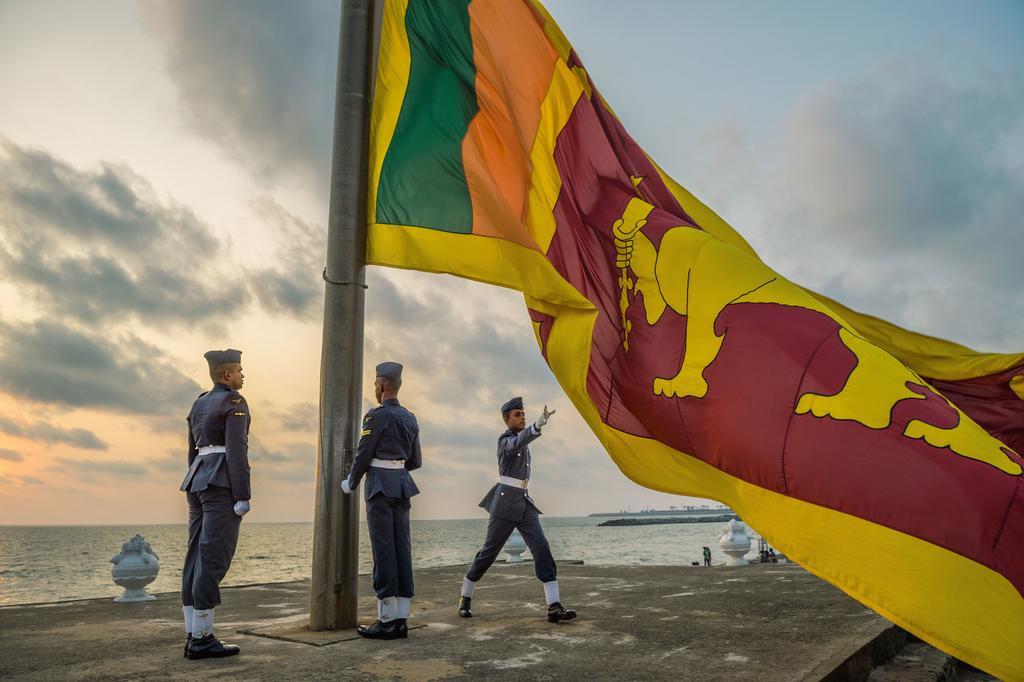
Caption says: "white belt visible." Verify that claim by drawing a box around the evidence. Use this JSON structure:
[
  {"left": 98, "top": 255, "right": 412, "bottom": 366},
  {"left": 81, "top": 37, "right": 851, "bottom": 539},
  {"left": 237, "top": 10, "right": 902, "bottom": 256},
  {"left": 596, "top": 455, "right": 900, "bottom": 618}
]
[
  {"left": 371, "top": 458, "right": 405, "bottom": 469},
  {"left": 498, "top": 475, "right": 528, "bottom": 490},
  {"left": 197, "top": 445, "right": 226, "bottom": 456}
]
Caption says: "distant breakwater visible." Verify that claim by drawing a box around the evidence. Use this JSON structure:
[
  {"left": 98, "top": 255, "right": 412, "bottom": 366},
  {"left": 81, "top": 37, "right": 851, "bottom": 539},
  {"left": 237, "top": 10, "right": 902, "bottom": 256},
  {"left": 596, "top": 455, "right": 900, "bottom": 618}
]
[{"left": 598, "top": 514, "right": 739, "bottom": 527}]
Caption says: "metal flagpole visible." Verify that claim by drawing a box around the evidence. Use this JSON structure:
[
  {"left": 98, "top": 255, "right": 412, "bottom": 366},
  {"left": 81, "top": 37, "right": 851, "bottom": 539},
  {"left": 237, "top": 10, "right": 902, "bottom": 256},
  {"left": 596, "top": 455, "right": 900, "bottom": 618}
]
[{"left": 310, "top": 0, "right": 376, "bottom": 631}]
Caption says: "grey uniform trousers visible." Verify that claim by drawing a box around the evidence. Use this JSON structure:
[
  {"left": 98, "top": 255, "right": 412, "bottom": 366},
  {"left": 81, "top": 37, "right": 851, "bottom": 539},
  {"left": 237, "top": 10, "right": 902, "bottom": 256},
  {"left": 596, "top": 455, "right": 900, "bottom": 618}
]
[
  {"left": 366, "top": 494, "right": 414, "bottom": 599},
  {"left": 466, "top": 509, "right": 556, "bottom": 583},
  {"left": 181, "top": 485, "right": 241, "bottom": 610}
]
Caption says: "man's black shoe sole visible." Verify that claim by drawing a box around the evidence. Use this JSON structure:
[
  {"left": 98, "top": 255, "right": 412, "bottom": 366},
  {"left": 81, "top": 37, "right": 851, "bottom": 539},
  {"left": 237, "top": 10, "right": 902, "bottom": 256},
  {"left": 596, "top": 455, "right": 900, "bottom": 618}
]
[
  {"left": 548, "top": 612, "right": 578, "bottom": 623},
  {"left": 186, "top": 648, "right": 240, "bottom": 660},
  {"left": 357, "top": 628, "right": 406, "bottom": 640}
]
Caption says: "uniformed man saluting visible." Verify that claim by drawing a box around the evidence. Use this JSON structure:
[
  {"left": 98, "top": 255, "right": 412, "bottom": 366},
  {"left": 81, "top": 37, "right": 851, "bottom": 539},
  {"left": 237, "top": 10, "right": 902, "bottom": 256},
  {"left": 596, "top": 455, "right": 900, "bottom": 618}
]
[
  {"left": 459, "top": 397, "right": 577, "bottom": 623},
  {"left": 342, "top": 361, "right": 422, "bottom": 639},
  {"left": 179, "top": 349, "right": 251, "bottom": 659}
]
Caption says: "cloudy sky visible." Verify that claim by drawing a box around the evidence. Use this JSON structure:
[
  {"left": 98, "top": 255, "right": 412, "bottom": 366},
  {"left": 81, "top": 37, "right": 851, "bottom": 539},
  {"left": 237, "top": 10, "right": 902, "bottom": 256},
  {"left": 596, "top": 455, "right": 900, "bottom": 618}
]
[{"left": 0, "top": 0, "right": 1021, "bottom": 524}]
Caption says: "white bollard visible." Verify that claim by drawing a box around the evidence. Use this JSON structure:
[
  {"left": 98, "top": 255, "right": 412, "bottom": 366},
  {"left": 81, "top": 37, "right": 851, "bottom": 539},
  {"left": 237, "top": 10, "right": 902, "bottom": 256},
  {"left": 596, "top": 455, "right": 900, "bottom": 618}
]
[
  {"left": 110, "top": 535, "right": 159, "bottom": 602},
  {"left": 718, "top": 519, "right": 751, "bottom": 566},
  {"left": 503, "top": 529, "right": 527, "bottom": 563}
]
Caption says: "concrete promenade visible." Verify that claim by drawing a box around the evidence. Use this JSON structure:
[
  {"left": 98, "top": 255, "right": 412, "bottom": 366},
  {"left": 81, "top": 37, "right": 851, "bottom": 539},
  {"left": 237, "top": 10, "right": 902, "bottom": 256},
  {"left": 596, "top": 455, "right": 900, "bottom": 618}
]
[{"left": 1, "top": 561, "right": 894, "bottom": 680}]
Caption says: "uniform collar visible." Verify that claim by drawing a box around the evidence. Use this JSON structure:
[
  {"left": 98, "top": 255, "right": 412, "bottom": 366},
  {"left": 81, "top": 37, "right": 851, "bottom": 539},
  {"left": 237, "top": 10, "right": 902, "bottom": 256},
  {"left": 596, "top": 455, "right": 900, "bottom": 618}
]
[
  {"left": 211, "top": 382, "right": 231, "bottom": 392},
  {"left": 381, "top": 398, "right": 401, "bottom": 406}
]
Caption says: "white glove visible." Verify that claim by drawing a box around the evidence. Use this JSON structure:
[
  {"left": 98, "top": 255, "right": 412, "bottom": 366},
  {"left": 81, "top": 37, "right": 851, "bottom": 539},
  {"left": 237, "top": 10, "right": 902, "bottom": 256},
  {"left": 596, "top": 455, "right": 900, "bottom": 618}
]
[
  {"left": 341, "top": 477, "right": 352, "bottom": 495},
  {"left": 233, "top": 500, "right": 250, "bottom": 517},
  {"left": 534, "top": 405, "right": 556, "bottom": 430}
]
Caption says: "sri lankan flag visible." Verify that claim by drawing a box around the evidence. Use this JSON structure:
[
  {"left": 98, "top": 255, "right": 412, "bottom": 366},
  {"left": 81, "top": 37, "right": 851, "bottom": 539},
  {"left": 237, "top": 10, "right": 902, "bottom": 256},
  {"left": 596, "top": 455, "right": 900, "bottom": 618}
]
[{"left": 367, "top": 1, "right": 1024, "bottom": 677}]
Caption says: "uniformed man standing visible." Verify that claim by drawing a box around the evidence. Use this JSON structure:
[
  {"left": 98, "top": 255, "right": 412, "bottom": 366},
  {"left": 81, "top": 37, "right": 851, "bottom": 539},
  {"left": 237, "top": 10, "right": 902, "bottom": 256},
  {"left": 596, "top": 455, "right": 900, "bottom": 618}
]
[
  {"left": 179, "top": 349, "right": 251, "bottom": 659},
  {"left": 458, "top": 397, "right": 577, "bottom": 623},
  {"left": 341, "top": 362, "right": 422, "bottom": 639}
]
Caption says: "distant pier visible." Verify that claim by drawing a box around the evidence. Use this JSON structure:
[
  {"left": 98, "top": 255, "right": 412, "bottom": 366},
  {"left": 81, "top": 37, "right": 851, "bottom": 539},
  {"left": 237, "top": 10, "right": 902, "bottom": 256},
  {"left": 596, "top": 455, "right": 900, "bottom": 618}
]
[
  {"left": 589, "top": 507, "right": 734, "bottom": 517},
  {"left": 598, "top": 514, "right": 739, "bottom": 527}
]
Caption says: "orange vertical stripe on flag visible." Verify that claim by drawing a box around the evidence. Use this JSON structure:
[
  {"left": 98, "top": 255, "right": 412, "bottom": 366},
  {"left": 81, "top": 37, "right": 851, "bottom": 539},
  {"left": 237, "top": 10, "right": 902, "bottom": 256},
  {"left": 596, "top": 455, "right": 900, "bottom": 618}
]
[{"left": 463, "top": 0, "right": 558, "bottom": 248}]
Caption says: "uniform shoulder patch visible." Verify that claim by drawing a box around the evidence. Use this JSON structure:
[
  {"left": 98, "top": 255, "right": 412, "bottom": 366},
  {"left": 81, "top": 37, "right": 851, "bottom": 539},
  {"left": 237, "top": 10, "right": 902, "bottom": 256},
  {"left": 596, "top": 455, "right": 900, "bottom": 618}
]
[{"left": 230, "top": 397, "right": 244, "bottom": 404}]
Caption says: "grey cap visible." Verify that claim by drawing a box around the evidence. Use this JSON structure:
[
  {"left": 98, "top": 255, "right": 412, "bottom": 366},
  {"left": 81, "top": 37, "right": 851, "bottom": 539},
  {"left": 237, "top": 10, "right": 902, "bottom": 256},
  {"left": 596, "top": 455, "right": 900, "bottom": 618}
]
[
  {"left": 204, "top": 349, "right": 242, "bottom": 370},
  {"left": 501, "top": 396, "right": 524, "bottom": 415},
  {"left": 376, "top": 361, "right": 403, "bottom": 381}
]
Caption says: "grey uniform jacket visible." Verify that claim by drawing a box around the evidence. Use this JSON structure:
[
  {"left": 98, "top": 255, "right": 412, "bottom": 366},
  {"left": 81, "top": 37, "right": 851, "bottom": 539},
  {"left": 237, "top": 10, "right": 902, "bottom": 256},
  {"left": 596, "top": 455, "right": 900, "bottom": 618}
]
[
  {"left": 179, "top": 383, "right": 252, "bottom": 501},
  {"left": 478, "top": 424, "right": 542, "bottom": 522},
  {"left": 348, "top": 398, "right": 422, "bottom": 501}
]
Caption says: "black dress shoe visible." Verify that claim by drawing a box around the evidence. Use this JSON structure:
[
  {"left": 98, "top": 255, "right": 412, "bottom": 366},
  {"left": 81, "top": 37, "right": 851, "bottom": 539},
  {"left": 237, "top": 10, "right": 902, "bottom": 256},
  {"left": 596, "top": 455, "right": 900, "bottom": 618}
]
[
  {"left": 393, "top": 618, "right": 409, "bottom": 639},
  {"left": 458, "top": 596, "right": 473, "bottom": 618},
  {"left": 356, "top": 619, "right": 401, "bottom": 640},
  {"left": 184, "top": 633, "right": 191, "bottom": 658},
  {"left": 547, "top": 602, "right": 577, "bottom": 623},
  {"left": 186, "top": 633, "right": 241, "bottom": 659}
]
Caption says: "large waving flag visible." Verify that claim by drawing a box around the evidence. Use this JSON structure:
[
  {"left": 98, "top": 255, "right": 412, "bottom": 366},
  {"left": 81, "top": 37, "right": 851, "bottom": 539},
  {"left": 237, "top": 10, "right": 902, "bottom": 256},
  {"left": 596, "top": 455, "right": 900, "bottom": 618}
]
[{"left": 366, "top": 1, "right": 1024, "bottom": 677}]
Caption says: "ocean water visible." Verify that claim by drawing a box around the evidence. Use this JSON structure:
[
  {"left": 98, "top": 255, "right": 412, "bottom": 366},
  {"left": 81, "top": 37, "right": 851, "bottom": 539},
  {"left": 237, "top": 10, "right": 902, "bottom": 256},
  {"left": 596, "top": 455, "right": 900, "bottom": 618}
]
[{"left": 0, "top": 516, "right": 744, "bottom": 606}]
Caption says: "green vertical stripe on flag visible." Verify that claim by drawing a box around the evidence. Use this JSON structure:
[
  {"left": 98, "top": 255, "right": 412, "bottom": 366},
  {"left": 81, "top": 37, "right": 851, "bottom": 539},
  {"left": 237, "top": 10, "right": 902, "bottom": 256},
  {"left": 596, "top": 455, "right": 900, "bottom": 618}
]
[{"left": 376, "top": 0, "right": 477, "bottom": 233}]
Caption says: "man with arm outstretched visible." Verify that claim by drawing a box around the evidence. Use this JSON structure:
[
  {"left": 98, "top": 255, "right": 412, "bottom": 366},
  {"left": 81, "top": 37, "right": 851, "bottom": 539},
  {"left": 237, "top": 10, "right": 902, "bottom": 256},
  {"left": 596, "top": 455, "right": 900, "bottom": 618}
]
[{"left": 459, "top": 397, "right": 576, "bottom": 623}]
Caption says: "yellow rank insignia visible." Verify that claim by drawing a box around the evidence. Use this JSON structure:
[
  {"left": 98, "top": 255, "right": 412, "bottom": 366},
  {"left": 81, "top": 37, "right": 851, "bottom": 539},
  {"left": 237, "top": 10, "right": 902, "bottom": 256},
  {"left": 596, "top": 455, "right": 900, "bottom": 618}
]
[
  {"left": 361, "top": 429, "right": 371, "bottom": 436},
  {"left": 233, "top": 411, "right": 246, "bottom": 417}
]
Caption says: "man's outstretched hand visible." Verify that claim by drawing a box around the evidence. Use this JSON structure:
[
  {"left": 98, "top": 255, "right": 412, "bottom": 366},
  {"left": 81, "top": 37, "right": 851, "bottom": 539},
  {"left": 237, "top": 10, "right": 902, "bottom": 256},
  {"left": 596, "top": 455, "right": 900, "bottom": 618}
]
[{"left": 535, "top": 405, "right": 556, "bottom": 430}]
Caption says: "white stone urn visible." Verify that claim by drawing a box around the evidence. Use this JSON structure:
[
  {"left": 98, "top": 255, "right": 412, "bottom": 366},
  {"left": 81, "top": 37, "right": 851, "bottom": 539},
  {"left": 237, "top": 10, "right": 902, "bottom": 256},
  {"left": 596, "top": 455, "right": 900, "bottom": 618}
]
[
  {"left": 718, "top": 519, "right": 751, "bottom": 566},
  {"left": 110, "top": 535, "right": 159, "bottom": 602},
  {"left": 503, "top": 529, "right": 527, "bottom": 563}
]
